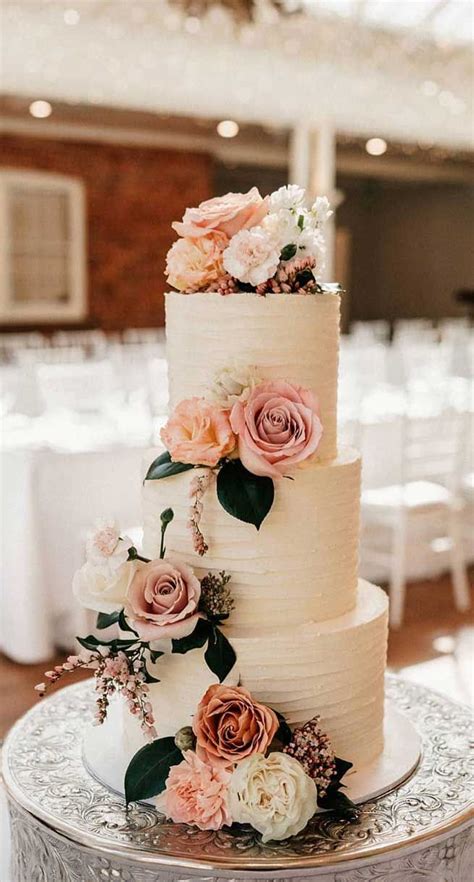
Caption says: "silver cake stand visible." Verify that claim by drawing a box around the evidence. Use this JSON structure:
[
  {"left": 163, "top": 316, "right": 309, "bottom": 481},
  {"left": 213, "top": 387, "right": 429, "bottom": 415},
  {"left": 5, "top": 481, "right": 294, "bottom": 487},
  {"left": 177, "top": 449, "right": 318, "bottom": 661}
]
[{"left": 2, "top": 676, "right": 473, "bottom": 882}]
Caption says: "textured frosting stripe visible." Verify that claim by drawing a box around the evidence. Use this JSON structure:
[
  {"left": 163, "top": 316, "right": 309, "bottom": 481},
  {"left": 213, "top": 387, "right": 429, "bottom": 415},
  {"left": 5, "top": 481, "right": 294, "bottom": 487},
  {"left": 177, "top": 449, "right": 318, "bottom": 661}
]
[
  {"left": 165, "top": 290, "right": 340, "bottom": 461},
  {"left": 143, "top": 446, "right": 361, "bottom": 627}
]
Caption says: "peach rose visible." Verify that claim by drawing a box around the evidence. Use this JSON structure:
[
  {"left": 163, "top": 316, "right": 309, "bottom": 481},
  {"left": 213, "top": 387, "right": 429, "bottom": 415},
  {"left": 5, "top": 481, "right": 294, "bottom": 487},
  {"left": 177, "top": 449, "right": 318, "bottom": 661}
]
[
  {"left": 158, "top": 751, "right": 232, "bottom": 831},
  {"left": 161, "top": 398, "right": 236, "bottom": 468},
  {"left": 166, "top": 231, "right": 227, "bottom": 293},
  {"left": 172, "top": 188, "right": 268, "bottom": 239},
  {"left": 125, "top": 557, "right": 201, "bottom": 641},
  {"left": 230, "top": 380, "right": 323, "bottom": 479},
  {"left": 193, "top": 684, "right": 278, "bottom": 767}
]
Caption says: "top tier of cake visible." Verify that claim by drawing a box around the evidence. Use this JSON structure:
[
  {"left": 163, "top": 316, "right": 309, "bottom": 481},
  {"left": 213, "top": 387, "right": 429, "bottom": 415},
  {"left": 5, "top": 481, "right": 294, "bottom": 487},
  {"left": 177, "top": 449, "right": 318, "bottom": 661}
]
[{"left": 166, "top": 290, "right": 340, "bottom": 462}]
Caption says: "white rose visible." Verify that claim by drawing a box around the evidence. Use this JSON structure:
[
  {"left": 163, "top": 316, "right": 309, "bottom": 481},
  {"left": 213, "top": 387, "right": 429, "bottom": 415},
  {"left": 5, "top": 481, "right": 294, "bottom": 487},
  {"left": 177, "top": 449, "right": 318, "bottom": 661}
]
[
  {"left": 269, "top": 185, "right": 305, "bottom": 212},
  {"left": 210, "top": 364, "right": 262, "bottom": 409},
  {"left": 73, "top": 559, "right": 138, "bottom": 613},
  {"left": 310, "top": 196, "right": 333, "bottom": 227},
  {"left": 229, "top": 752, "right": 317, "bottom": 842},
  {"left": 223, "top": 227, "right": 280, "bottom": 287},
  {"left": 85, "top": 519, "right": 133, "bottom": 580}
]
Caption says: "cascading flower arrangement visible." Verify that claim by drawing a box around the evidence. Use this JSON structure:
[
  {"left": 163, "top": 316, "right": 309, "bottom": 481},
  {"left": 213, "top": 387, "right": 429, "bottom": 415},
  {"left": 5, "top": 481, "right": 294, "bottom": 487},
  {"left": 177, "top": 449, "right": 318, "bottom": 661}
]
[
  {"left": 35, "top": 517, "right": 357, "bottom": 838},
  {"left": 166, "top": 185, "right": 336, "bottom": 296}
]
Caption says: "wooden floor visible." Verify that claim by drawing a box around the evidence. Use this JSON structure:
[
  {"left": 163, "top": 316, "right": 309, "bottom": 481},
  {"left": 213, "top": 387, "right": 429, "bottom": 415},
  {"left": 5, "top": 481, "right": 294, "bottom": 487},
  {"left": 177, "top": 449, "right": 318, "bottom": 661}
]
[{"left": 1, "top": 570, "right": 473, "bottom": 738}]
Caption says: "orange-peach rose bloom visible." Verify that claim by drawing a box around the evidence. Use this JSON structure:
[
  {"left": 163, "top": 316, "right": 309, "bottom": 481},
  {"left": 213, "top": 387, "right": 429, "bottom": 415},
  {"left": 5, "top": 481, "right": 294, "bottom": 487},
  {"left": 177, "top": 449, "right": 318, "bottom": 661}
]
[
  {"left": 193, "top": 684, "right": 279, "bottom": 767},
  {"left": 172, "top": 188, "right": 268, "bottom": 239},
  {"left": 166, "top": 231, "right": 227, "bottom": 293},
  {"left": 161, "top": 398, "right": 236, "bottom": 468}
]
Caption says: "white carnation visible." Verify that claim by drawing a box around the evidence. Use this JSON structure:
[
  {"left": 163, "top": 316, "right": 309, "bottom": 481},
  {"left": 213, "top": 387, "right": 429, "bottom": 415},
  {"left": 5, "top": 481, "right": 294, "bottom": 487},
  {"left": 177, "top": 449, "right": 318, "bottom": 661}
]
[
  {"left": 210, "top": 364, "right": 262, "bottom": 409},
  {"left": 269, "top": 185, "right": 306, "bottom": 212},
  {"left": 262, "top": 209, "right": 301, "bottom": 252},
  {"left": 223, "top": 227, "right": 280, "bottom": 287},
  {"left": 73, "top": 559, "right": 138, "bottom": 613},
  {"left": 311, "top": 196, "right": 333, "bottom": 227},
  {"left": 229, "top": 752, "right": 317, "bottom": 842},
  {"left": 85, "top": 518, "right": 133, "bottom": 580}
]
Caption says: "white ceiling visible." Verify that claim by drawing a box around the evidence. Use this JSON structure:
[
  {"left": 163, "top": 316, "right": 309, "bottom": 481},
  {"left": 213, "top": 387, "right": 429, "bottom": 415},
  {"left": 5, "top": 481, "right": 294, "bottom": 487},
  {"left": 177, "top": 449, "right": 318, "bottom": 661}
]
[{"left": 2, "top": 1, "right": 473, "bottom": 149}]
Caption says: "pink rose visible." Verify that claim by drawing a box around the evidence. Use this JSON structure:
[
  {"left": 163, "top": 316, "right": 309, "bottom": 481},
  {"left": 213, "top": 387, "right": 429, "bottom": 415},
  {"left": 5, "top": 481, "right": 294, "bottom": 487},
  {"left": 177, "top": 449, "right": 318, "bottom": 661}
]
[
  {"left": 166, "top": 231, "right": 228, "bottom": 293},
  {"left": 161, "top": 398, "right": 236, "bottom": 468},
  {"left": 159, "top": 751, "right": 232, "bottom": 831},
  {"left": 172, "top": 188, "right": 268, "bottom": 239},
  {"left": 125, "top": 557, "right": 201, "bottom": 640},
  {"left": 193, "top": 684, "right": 278, "bottom": 767},
  {"left": 230, "top": 381, "right": 323, "bottom": 479}
]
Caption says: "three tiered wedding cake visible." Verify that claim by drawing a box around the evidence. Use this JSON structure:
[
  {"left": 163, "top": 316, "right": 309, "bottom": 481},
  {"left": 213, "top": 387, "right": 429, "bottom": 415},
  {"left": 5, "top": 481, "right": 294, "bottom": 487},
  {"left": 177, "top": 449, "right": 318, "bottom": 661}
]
[{"left": 38, "top": 186, "right": 388, "bottom": 842}]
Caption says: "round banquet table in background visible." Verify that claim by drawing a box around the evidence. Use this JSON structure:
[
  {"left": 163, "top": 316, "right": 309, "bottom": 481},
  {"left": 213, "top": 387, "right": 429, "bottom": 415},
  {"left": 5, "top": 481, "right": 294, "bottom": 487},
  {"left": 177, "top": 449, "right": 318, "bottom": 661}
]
[{"left": 2, "top": 676, "right": 473, "bottom": 882}]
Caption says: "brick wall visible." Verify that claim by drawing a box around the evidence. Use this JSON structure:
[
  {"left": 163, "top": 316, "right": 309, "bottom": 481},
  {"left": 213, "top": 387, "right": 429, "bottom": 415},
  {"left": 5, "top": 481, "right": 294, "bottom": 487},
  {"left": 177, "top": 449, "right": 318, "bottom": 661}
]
[{"left": 0, "top": 134, "right": 212, "bottom": 330}]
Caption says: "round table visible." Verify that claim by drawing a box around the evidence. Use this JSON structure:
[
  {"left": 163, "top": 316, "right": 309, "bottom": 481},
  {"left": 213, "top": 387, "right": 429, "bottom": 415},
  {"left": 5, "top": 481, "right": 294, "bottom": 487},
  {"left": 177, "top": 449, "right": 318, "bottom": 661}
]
[{"left": 2, "top": 676, "right": 473, "bottom": 882}]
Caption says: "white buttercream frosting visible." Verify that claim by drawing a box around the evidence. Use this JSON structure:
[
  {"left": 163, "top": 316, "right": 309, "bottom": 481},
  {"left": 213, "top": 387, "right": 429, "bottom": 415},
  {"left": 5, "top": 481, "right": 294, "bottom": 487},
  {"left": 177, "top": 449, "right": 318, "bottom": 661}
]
[
  {"left": 165, "top": 290, "right": 340, "bottom": 462},
  {"left": 120, "top": 581, "right": 388, "bottom": 770},
  {"left": 143, "top": 446, "right": 361, "bottom": 627}
]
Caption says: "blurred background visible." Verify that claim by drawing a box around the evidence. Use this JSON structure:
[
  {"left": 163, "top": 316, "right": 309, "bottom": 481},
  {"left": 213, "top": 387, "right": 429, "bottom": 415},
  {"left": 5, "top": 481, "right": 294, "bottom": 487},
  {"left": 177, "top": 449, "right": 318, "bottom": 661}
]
[{"left": 0, "top": 1, "right": 473, "bottom": 730}]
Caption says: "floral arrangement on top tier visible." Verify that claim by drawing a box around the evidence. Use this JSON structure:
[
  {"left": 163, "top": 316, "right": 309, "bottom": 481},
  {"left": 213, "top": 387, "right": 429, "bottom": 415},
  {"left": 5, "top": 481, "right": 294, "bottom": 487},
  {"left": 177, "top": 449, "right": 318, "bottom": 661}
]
[
  {"left": 36, "top": 514, "right": 357, "bottom": 840},
  {"left": 146, "top": 367, "right": 323, "bottom": 549},
  {"left": 166, "top": 185, "right": 338, "bottom": 296}
]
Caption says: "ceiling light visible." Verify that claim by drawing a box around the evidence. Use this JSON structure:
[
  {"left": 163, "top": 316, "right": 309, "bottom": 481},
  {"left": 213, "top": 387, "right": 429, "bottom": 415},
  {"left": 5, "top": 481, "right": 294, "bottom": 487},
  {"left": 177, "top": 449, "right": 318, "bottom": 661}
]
[
  {"left": 365, "top": 137, "right": 387, "bottom": 156},
  {"left": 217, "top": 119, "right": 240, "bottom": 139},
  {"left": 29, "top": 100, "right": 53, "bottom": 119},
  {"left": 63, "top": 8, "right": 80, "bottom": 25}
]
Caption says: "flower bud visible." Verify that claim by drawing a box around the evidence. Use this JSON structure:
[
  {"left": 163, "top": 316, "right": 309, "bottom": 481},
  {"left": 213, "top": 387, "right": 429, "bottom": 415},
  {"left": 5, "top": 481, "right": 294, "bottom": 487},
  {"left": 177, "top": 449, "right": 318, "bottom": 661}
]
[
  {"left": 174, "top": 726, "right": 196, "bottom": 752},
  {"left": 160, "top": 508, "right": 174, "bottom": 526}
]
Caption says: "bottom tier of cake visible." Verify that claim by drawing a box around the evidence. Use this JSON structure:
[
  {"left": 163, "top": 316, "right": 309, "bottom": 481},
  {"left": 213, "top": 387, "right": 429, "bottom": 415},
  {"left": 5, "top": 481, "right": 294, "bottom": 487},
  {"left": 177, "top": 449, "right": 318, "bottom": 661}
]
[{"left": 111, "top": 580, "right": 387, "bottom": 772}]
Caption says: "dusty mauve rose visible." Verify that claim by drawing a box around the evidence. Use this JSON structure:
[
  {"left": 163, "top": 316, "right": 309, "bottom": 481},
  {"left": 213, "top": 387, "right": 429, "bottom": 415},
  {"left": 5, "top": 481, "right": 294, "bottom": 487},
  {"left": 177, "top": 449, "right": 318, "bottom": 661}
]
[
  {"left": 193, "top": 684, "right": 278, "bottom": 767},
  {"left": 230, "top": 380, "right": 323, "bottom": 479},
  {"left": 172, "top": 188, "right": 268, "bottom": 239},
  {"left": 161, "top": 398, "right": 236, "bottom": 468},
  {"left": 166, "top": 231, "right": 227, "bottom": 293},
  {"left": 125, "top": 557, "right": 201, "bottom": 641},
  {"left": 157, "top": 751, "right": 232, "bottom": 831}
]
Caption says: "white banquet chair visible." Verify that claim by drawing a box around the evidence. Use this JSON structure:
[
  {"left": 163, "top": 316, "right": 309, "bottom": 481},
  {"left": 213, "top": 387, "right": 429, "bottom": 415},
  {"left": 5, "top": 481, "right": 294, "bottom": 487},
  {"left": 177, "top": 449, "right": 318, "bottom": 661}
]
[{"left": 361, "top": 410, "right": 470, "bottom": 628}]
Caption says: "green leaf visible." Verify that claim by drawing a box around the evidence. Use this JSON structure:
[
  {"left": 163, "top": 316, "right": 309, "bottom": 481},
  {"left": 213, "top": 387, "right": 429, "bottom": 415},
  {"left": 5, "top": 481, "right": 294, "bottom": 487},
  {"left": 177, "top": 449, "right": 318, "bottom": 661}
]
[
  {"left": 149, "top": 649, "right": 165, "bottom": 664},
  {"left": 143, "top": 665, "right": 160, "bottom": 684},
  {"left": 280, "top": 243, "right": 297, "bottom": 261},
  {"left": 118, "top": 609, "right": 139, "bottom": 637},
  {"left": 96, "top": 610, "right": 121, "bottom": 630},
  {"left": 145, "top": 450, "right": 194, "bottom": 481},
  {"left": 275, "top": 711, "right": 292, "bottom": 746},
  {"left": 217, "top": 460, "right": 274, "bottom": 530},
  {"left": 334, "top": 756, "right": 353, "bottom": 784},
  {"left": 204, "top": 625, "right": 236, "bottom": 682},
  {"left": 317, "top": 788, "right": 359, "bottom": 820},
  {"left": 76, "top": 634, "right": 137, "bottom": 652},
  {"left": 125, "top": 737, "right": 182, "bottom": 805},
  {"left": 297, "top": 214, "right": 305, "bottom": 231},
  {"left": 171, "top": 618, "right": 210, "bottom": 654}
]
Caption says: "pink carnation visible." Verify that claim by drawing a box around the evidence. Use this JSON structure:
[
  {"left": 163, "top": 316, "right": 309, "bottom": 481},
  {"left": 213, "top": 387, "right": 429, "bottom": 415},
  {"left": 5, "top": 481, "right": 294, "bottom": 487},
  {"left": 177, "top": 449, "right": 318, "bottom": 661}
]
[
  {"left": 125, "top": 557, "right": 201, "bottom": 641},
  {"left": 161, "top": 397, "right": 236, "bottom": 468},
  {"left": 230, "top": 380, "right": 323, "bottom": 479},
  {"left": 172, "top": 188, "right": 268, "bottom": 239},
  {"left": 159, "top": 751, "right": 232, "bottom": 831}
]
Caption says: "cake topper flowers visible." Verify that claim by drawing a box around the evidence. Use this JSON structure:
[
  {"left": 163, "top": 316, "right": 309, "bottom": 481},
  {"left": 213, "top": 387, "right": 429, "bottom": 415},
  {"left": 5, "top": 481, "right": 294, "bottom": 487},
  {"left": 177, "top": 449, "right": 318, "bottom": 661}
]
[
  {"left": 166, "top": 186, "right": 338, "bottom": 296},
  {"left": 146, "top": 371, "right": 323, "bottom": 544}
]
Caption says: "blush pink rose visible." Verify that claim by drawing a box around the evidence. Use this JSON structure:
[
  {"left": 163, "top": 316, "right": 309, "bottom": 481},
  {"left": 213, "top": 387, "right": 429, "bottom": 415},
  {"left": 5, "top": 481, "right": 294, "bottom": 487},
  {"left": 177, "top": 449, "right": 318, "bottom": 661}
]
[
  {"left": 125, "top": 557, "right": 201, "bottom": 640},
  {"left": 230, "top": 380, "right": 323, "bottom": 479},
  {"left": 172, "top": 188, "right": 269, "bottom": 239},
  {"left": 161, "top": 398, "right": 236, "bottom": 468},
  {"left": 158, "top": 751, "right": 232, "bottom": 831},
  {"left": 193, "top": 684, "right": 279, "bottom": 767},
  {"left": 165, "top": 231, "right": 228, "bottom": 293}
]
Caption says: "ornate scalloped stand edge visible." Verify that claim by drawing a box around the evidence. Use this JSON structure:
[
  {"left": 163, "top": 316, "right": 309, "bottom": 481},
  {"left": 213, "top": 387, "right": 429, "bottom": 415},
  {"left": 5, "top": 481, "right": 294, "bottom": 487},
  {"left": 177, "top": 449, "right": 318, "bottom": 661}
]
[{"left": 3, "top": 676, "right": 474, "bottom": 882}]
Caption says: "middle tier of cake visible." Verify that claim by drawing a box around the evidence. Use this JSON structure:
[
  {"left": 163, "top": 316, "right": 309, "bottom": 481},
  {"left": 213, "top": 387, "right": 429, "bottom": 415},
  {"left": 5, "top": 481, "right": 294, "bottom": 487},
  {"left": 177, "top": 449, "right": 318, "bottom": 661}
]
[{"left": 143, "top": 445, "right": 361, "bottom": 627}]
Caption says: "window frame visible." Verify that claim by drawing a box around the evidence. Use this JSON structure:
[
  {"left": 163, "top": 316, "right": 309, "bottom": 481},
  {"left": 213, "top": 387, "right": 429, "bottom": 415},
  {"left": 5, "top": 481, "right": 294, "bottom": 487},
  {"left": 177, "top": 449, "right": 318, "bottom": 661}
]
[{"left": 0, "top": 168, "right": 87, "bottom": 324}]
